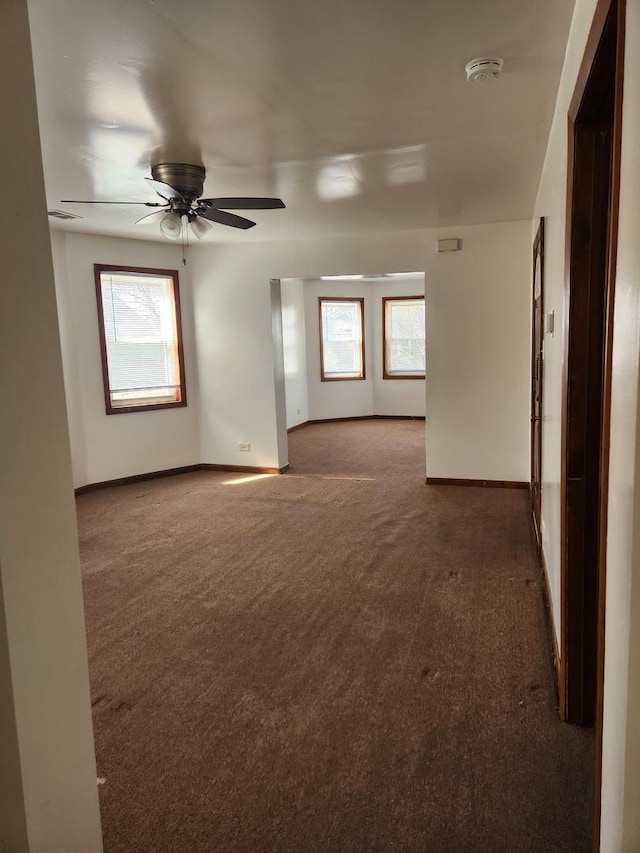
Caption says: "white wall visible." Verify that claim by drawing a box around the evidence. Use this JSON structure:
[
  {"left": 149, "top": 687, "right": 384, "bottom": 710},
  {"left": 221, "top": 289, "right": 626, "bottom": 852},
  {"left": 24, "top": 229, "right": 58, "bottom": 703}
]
[
  {"left": 533, "top": 0, "right": 599, "bottom": 648},
  {"left": 51, "top": 222, "right": 529, "bottom": 484},
  {"left": 280, "top": 279, "right": 309, "bottom": 429},
  {"left": 602, "top": 1, "right": 640, "bottom": 848},
  {"left": 0, "top": 1, "right": 102, "bottom": 849},
  {"left": 304, "top": 279, "right": 374, "bottom": 420},
  {"left": 534, "top": 0, "right": 640, "bottom": 848},
  {"left": 190, "top": 242, "right": 285, "bottom": 469},
  {"left": 50, "top": 223, "right": 528, "bottom": 479},
  {"left": 51, "top": 229, "right": 89, "bottom": 486},
  {"left": 426, "top": 222, "right": 531, "bottom": 482},
  {"left": 51, "top": 231, "right": 200, "bottom": 487},
  {"left": 191, "top": 222, "right": 530, "bottom": 480},
  {"left": 372, "top": 278, "right": 426, "bottom": 417},
  {"left": 301, "top": 277, "right": 426, "bottom": 421},
  {"left": 270, "top": 280, "right": 289, "bottom": 468}
]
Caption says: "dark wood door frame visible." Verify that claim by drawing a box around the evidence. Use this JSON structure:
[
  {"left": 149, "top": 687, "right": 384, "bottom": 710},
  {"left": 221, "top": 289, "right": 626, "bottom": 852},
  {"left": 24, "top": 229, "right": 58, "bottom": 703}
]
[
  {"left": 561, "top": 0, "right": 624, "bottom": 848},
  {"left": 530, "top": 219, "right": 545, "bottom": 551}
]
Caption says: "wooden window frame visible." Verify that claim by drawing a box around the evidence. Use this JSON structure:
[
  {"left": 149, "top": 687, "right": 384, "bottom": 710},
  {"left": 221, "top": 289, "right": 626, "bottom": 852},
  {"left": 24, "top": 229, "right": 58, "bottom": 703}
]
[
  {"left": 382, "top": 295, "right": 426, "bottom": 380},
  {"left": 318, "top": 296, "right": 366, "bottom": 382},
  {"left": 94, "top": 263, "right": 188, "bottom": 415}
]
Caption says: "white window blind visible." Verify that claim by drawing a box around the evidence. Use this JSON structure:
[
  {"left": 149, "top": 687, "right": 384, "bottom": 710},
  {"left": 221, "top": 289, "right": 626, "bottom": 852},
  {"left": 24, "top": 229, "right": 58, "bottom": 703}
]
[
  {"left": 385, "top": 298, "right": 425, "bottom": 376},
  {"left": 98, "top": 270, "right": 184, "bottom": 410},
  {"left": 320, "top": 299, "right": 364, "bottom": 379}
]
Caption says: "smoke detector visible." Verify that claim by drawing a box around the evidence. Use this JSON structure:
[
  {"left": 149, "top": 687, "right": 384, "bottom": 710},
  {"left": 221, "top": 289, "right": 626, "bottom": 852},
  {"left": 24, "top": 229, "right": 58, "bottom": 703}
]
[{"left": 465, "top": 57, "right": 504, "bottom": 82}]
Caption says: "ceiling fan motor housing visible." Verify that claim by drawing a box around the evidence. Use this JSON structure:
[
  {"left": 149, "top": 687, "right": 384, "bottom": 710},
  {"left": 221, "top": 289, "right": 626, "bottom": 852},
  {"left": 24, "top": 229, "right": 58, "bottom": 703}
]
[{"left": 151, "top": 163, "right": 205, "bottom": 202}]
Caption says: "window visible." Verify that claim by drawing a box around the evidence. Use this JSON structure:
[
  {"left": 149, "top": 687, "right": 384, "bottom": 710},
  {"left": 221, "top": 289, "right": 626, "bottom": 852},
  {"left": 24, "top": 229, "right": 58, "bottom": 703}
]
[
  {"left": 383, "top": 296, "right": 425, "bottom": 379},
  {"left": 319, "top": 297, "right": 365, "bottom": 381},
  {"left": 94, "top": 264, "right": 187, "bottom": 414}
]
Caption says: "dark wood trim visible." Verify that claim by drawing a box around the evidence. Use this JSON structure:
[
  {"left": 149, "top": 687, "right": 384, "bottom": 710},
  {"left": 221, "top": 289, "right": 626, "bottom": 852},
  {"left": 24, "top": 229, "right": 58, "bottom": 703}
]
[
  {"left": 310, "top": 415, "right": 374, "bottom": 424},
  {"left": 594, "top": 0, "right": 625, "bottom": 848},
  {"left": 318, "top": 296, "right": 366, "bottom": 381},
  {"left": 287, "top": 421, "right": 310, "bottom": 433},
  {"left": 563, "top": 125, "right": 607, "bottom": 718},
  {"left": 560, "top": 1, "right": 623, "bottom": 847},
  {"left": 100, "top": 399, "right": 188, "bottom": 415},
  {"left": 382, "top": 295, "right": 426, "bottom": 380},
  {"left": 74, "top": 462, "right": 288, "bottom": 494},
  {"left": 568, "top": 0, "right": 617, "bottom": 122},
  {"left": 426, "top": 477, "right": 528, "bottom": 490},
  {"left": 200, "top": 463, "right": 286, "bottom": 475},
  {"left": 369, "top": 415, "right": 426, "bottom": 420},
  {"left": 561, "top": 0, "right": 621, "bottom": 725},
  {"left": 309, "top": 415, "right": 426, "bottom": 425},
  {"left": 75, "top": 464, "right": 202, "bottom": 494},
  {"left": 94, "top": 264, "right": 188, "bottom": 415}
]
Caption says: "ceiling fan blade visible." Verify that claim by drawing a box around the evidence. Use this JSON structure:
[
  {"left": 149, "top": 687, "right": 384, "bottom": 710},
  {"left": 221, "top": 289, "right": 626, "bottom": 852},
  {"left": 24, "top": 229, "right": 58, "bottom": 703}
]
[
  {"left": 144, "top": 177, "right": 185, "bottom": 202},
  {"left": 135, "top": 209, "right": 169, "bottom": 225},
  {"left": 199, "top": 197, "right": 285, "bottom": 210},
  {"left": 61, "top": 200, "right": 166, "bottom": 206},
  {"left": 198, "top": 209, "right": 256, "bottom": 230}
]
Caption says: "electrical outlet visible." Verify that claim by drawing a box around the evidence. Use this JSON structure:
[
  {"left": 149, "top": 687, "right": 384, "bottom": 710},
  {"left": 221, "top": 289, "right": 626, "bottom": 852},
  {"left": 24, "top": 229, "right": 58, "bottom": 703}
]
[
  {"left": 296, "top": 408, "right": 302, "bottom": 415},
  {"left": 238, "top": 442, "right": 251, "bottom": 452}
]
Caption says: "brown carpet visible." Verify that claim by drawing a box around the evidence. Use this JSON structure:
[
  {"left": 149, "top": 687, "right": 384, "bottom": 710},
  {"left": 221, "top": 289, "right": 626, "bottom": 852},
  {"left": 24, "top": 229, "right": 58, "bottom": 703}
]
[{"left": 78, "top": 419, "right": 594, "bottom": 852}]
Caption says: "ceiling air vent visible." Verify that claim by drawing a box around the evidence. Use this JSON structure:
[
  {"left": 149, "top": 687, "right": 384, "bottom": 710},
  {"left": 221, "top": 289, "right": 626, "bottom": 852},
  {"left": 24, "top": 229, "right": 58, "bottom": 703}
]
[
  {"left": 465, "top": 57, "right": 504, "bottom": 82},
  {"left": 48, "top": 209, "right": 83, "bottom": 220}
]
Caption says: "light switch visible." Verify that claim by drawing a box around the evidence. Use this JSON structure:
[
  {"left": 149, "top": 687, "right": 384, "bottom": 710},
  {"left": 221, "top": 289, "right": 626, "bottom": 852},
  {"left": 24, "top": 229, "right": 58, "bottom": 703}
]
[{"left": 544, "top": 310, "right": 555, "bottom": 336}]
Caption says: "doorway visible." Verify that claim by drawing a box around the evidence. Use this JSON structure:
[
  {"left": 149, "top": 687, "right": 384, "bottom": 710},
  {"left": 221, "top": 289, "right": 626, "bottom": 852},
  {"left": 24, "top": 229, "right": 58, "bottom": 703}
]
[
  {"left": 276, "top": 273, "right": 427, "bottom": 474},
  {"left": 562, "top": 0, "right": 624, "bottom": 846}
]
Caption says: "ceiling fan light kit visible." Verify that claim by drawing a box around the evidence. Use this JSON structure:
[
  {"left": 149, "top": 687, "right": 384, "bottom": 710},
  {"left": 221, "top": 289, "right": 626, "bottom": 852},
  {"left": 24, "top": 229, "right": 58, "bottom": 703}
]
[
  {"left": 465, "top": 57, "right": 504, "bottom": 82},
  {"left": 60, "top": 162, "right": 286, "bottom": 241},
  {"left": 189, "top": 215, "right": 212, "bottom": 239},
  {"left": 159, "top": 211, "right": 182, "bottom": 239}
]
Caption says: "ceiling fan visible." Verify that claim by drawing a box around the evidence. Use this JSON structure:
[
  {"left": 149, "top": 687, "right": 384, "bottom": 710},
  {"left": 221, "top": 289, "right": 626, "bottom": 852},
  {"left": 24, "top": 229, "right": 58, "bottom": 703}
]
[{"left": 61, "top": 163, "right": 285, "bottom": 240}]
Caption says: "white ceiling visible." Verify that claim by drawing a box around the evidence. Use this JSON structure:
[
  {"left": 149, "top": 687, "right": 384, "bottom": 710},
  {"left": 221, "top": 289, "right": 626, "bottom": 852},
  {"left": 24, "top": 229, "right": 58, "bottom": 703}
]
[{"left": 27, "top": 0, "right": 575, "bottom": 243}]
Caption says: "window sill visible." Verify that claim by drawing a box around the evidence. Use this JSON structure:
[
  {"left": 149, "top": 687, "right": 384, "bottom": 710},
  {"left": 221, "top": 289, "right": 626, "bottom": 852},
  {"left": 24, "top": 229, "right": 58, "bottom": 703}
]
[
  {"left": 106, "top": 399, "right": 187, "bottom": 415},
  {"left": 382, "top": 373, "right": 426, "bottom": 381},
  {"left": 320, "top": 375, "right": 366, "bottom": 382}
]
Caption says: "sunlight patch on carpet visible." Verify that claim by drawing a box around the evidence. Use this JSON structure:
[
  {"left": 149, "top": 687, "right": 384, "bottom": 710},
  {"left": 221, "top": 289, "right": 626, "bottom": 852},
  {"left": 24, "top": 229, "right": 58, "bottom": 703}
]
[{"left": 223, "top": 474, "right": 277, "bottom": 486}]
